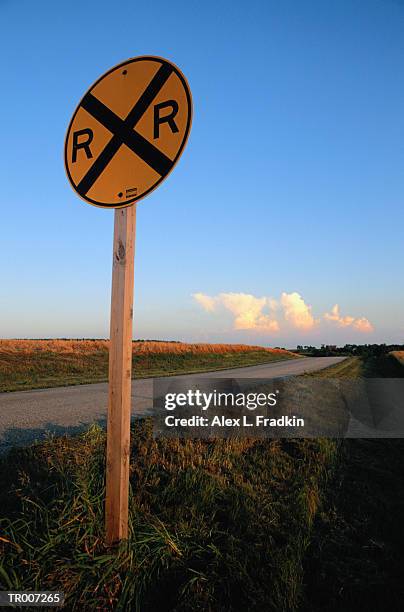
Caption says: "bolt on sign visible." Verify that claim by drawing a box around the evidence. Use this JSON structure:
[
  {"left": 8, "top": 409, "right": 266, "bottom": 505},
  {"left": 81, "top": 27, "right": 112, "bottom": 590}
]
[{"left": 64, "top": 56, "right": 192, "bottom": 544}]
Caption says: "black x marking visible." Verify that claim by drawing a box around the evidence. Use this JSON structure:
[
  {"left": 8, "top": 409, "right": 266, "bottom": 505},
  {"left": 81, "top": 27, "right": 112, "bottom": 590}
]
[{"left": 76, "top": 63, "right": 174, "bottom": 197}]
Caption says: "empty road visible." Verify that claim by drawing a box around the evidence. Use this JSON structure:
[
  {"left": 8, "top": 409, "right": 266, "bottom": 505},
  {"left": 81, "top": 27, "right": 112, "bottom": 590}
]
[{"left": 0, "top": 357, "right": 346, "bottom": 452}]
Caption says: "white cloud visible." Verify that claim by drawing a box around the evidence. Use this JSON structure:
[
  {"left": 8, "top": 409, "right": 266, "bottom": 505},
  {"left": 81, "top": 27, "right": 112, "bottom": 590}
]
[
  {"left": 193, "top": 292, "right": 375, "bottom": 337},
  {"left": 281, "top": 292, "right": 316, "bottom": 330},
  {"left": 353, "top": 317, "right": 374, "bottom": 333},
  {"left": 192, "top": 292, "right": 217, "bottom": 312},
  {"left": 324, "top": 304, "right": 374, "bottom": 333},
  {"left": 324, "top": 304, "right": 353, "bottom": 327},
  {"left": 192, "top": 292, "right": 279, "bottom": 332},
  {"left": 219, "top": 293, "right": 279, "bottom": 331},
  {"left": 267, "top": 298, "right": 279, "bottom": 311}
]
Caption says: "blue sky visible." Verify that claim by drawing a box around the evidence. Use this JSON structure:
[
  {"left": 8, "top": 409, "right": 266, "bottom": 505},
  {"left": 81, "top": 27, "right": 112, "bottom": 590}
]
[{"left": 1, "top": 0, "right": 403, "bottom": 347}]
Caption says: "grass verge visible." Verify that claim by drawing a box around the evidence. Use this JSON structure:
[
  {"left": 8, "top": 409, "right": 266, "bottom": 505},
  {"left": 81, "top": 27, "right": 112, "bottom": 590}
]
[
  {"left": 1, "top": 352, "right": 402, "bottom": 610},
  {"left": 390, "top": 350, "right": 404, "bottom": 368},
  {"left": 0, "top": 340, "right": 299, "bottom": 393},
  {"left": 302, "top": 356, "right": 364, "bottom": 378},
  {"left": 302, "top": 438, "right": 404, "bottom": 611},
  {"left": 301, "top": 352, "right": 404, "bottom": 611},
  {"left": 0, "top": 424, "right": 338, "bottom": 611}
]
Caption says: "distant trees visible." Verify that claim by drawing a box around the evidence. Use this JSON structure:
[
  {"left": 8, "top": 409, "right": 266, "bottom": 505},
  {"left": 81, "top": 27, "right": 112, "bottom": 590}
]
[{"left": 294, "top": 343, "right": 404, "bottom": 357}]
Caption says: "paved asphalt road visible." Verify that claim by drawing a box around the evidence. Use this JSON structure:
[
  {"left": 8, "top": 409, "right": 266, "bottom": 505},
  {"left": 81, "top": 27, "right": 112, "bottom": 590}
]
[{"left": 0, "top": 357, "right": 346, "bottom": 452}]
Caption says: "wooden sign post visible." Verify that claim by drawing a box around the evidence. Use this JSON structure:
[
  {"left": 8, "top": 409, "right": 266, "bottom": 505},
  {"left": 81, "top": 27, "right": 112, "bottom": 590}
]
[
  {"left": 105, "top": 205, "right": 136, "bottom": 544},
  {"left": 64, "top": 56, "right": 192, "bottom": 544}
]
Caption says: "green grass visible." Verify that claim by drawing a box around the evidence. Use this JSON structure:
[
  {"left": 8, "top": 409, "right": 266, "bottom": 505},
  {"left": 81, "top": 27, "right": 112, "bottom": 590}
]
[
  {"left": 302, "top": 437, "right": 404, "bottom": 611},
  {"left": 1, "top": 353, "right": 403, "bottom": 610},
  {"left": 301, "top": 353, "right": 404, "bottom": 611},
  {"left": 303, "top": 356, "right": 365, "bottom": 378},
  {"left": 303, "top": 353, "right": 404, "bottom": 379},
  {"left": 0, "top": 425, "right": 338, "bottom": 611},
  {"left": 0, "top": 349, "right": 297, "bottom": 393}
]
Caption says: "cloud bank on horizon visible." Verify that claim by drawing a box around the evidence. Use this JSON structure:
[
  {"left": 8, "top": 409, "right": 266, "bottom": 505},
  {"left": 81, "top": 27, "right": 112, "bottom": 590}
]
[
  {"left": 192, "top": 291, "right": 374, "bottom": 336},
  {"left": 323, "top": 304, "right": 373, "bottom": 333}
]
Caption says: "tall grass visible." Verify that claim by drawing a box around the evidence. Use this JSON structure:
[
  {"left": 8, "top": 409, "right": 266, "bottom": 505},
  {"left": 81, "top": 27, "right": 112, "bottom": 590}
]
[
  {"left": 0, "top": 423, "right": 338, "bottom": 611},
  {"left": 0, "top": 339, "right": 297, "bottom": 356},
  {"left": 0, "top": 340, "right": 299, "bottom": 393}
]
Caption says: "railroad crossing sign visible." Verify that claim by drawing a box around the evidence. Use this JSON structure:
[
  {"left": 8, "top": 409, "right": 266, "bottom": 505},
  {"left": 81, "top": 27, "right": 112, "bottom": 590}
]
[
  {"left": 64, "top": 56, "right": 192, "bottom": 208},
  {"left": 64, "top": 56, "right": 192, "bottom": 545}
]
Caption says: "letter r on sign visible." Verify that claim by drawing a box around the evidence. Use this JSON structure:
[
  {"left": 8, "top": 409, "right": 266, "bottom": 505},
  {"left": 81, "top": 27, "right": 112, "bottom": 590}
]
[
  {"left": 153, "top": 100, "right": 179, "bottom": 139},
  {"left": 72, "top": 128, "right": 94, "bottom": 163}
]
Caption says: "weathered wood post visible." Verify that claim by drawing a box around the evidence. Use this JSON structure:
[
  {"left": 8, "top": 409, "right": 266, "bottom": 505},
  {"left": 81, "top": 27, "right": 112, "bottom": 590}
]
[{"left": 105, "top": 205, "right": 136, "bottom": 544}]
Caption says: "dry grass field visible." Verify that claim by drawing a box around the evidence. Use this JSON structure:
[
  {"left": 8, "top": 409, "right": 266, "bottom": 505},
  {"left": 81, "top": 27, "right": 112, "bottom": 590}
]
[
  {"left": 0, "top": 339, "right": 296, "bottom": 356},
  {"left": 391, "top": 350, "right": 404, "bottom": 367},
  {"left": 0, "top": 340, "right": 299, "bottom": 392}
]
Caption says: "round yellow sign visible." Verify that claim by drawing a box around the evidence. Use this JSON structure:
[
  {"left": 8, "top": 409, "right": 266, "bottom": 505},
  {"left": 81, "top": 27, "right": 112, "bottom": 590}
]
[{"left": 64, "top": 56, "right": 192, "bottom": 208}]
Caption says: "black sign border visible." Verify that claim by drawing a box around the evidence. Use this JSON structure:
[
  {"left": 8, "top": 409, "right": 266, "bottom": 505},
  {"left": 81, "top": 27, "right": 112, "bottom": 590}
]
[{"left": 64, "top": 55, "right": 193, "bottom": 209}]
